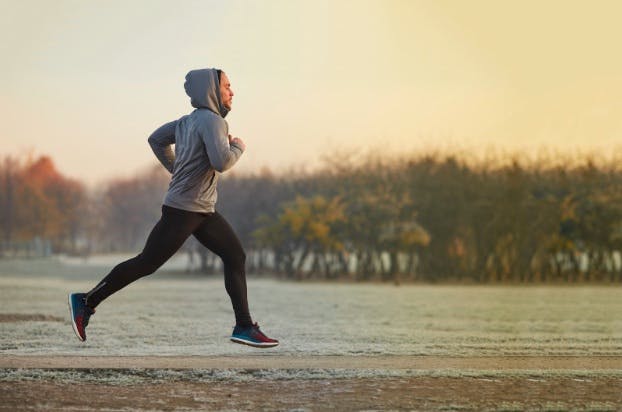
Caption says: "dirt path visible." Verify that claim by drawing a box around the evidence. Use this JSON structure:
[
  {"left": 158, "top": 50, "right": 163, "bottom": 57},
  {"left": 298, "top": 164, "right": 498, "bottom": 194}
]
[
  {"left": 3, "top": 356, "right": 621, "bottom": 410},
  {"left": 2, "top": 377, "right": 621, "bottom": 411},
  {"left": 2, "top": 355, "right": 622, "bottom": 370}
]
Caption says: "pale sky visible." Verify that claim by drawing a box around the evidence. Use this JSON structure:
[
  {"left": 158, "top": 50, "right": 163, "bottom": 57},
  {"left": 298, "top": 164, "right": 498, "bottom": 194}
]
[{"left": 1, "top": 0, "right": 621, "bottom": 184}]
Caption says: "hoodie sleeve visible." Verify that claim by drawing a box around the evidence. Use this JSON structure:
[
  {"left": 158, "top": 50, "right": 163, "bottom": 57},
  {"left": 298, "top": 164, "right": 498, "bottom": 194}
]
[
  {"left": 148, "top": 120, "right": 177, "bottom": 173},
  {"left": 201, "top": 117, "right": 244, "bottom": 173}
]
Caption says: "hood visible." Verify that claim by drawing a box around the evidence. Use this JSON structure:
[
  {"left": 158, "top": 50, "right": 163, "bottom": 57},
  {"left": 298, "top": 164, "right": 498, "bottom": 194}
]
[{"left": 184, "top": 68, "right": 229, "bottom": 118}]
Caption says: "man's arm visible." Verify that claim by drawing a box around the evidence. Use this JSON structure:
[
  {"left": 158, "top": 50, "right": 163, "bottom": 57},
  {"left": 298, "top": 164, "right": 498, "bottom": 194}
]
[
  {"left": 147, "top": 120, "right": 177, "bottom": 173},
  {"left": 202, "top": 118, "right": 245, "bottom": 173}
]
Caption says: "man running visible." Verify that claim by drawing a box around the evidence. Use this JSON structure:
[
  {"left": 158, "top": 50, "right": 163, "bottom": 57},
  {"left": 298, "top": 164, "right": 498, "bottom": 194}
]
[{"left": 68, "top": 68, "right": 278, "bottom": 348}]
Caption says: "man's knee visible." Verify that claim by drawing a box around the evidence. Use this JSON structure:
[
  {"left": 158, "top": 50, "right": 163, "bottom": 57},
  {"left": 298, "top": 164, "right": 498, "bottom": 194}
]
[
  {"left": 224, "top": 249, "right": 246, "bottom": 269},
  {"left": 133, "top": 253, "right": 166, "bottom": 277}
]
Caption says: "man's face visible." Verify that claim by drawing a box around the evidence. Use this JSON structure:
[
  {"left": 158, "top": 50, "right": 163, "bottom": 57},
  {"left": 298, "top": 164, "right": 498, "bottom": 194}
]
[{"left": 219, "top": 72, "right": 234, "bottom": 110}]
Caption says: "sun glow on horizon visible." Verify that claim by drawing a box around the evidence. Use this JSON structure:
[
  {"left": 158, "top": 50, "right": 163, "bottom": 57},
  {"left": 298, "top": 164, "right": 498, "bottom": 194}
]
[{"left": 1, "top": 0, "right": 621, "bottom": 183}]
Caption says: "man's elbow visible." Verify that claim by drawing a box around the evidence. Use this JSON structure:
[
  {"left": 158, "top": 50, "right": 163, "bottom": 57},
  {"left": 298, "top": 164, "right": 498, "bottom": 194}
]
[
  {"left": 211, "top": 160, "right": 226, "bottom": 173},
  {"left": 211, "top": 158, "right": 235, "bottom": 173},
  {"left": 148, "top": 133, "right": 169, "bottom": 147}
]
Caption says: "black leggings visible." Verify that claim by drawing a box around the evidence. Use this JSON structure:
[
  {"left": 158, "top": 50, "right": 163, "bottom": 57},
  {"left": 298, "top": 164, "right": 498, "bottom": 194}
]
[{"left": 85, "top": 205, "right": 252, "bottom": 327}]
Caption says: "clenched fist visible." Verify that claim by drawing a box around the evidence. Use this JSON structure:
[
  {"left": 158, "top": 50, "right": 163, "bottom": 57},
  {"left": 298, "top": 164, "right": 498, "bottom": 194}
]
[{"left": 228, "top": 134, "right": 246, "bottom": 151}]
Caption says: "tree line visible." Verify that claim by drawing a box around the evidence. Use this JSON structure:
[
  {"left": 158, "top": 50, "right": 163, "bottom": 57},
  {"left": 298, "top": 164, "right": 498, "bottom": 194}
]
[
  {"left": 2, "top": 151, "right": 622, "bottom": 283},
  {"left": 0, "top": 155, "right": 168, "bottom": 257}
]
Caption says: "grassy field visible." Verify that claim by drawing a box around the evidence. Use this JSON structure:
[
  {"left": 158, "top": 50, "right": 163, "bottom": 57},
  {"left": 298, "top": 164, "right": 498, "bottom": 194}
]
[{"left": 1, "top": 257, "right": 621, "bottom": 357}]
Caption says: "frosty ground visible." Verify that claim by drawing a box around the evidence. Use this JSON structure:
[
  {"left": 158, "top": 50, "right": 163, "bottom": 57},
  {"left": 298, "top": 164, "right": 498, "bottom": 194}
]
[{"left": 0, "top": 257, "right": 621, "bottom": 410}]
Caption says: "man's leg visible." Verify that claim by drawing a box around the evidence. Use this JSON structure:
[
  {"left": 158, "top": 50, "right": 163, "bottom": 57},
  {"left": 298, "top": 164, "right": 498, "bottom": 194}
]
[
  {"left": 85, "top": 206, "right": 206, "bottom": 308},
  {"left": 69, "top": 206, "right": 207, "bottom": 341},
  {"left": 192, "top": 212, "right": 278, "bottom": 347},
  {"left": 192, "top": 212, "right": 252, "bottom": 326}
]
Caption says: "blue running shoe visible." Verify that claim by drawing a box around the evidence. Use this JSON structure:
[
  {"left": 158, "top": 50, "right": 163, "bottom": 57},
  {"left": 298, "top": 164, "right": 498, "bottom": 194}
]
[
  {"left": 68, "top": 293, "right": 95, "bottom": 342},
  {"left": 231, "top": 323, "right": 279, "bottom": 348}
]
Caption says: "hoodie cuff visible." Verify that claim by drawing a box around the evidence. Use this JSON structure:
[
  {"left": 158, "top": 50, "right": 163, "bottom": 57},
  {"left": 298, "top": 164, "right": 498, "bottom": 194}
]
[{"left": 230, "top": 142, "right": 245, "bottom": 154}]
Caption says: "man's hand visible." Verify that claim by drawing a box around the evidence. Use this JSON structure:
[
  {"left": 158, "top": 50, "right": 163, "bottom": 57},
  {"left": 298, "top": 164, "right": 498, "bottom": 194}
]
[{"left": 228, "top": 134, "right": 246, "bottom": 151}]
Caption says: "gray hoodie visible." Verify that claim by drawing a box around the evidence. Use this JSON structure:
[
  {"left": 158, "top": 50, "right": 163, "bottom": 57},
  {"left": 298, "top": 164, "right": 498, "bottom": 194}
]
[{"left": 148, "top": 68, "right": 244, "bottom": 213}]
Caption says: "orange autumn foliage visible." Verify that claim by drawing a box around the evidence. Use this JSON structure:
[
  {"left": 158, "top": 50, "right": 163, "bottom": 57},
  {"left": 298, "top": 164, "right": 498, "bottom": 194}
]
[{"left": 1, "top": 155, "right": 86, "bottom": 251}]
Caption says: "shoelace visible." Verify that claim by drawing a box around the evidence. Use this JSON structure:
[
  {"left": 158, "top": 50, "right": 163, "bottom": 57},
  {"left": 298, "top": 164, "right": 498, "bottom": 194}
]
[{"left": 252, "top": 323, "right": 274, "bottom": 340}]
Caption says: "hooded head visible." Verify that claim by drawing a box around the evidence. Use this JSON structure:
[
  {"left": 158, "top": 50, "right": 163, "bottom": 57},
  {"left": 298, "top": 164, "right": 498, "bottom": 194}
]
[{"left": 184, "top": 68, "right": 230, "bottom": 118}]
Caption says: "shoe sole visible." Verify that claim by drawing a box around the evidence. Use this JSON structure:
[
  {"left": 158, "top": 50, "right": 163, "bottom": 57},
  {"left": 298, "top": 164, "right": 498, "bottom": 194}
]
[
  {"left": 68, "top": 293, "right": 86, "bottom": 342},
  {"left": 230, "top": 337, "right": 279, "bottom": 348}
]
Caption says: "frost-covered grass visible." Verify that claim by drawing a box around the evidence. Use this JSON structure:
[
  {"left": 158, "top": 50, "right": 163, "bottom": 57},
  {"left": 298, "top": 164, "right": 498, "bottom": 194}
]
[{"left": 0, "top": 257, "right": 621, "bottom": 357}]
